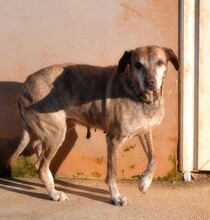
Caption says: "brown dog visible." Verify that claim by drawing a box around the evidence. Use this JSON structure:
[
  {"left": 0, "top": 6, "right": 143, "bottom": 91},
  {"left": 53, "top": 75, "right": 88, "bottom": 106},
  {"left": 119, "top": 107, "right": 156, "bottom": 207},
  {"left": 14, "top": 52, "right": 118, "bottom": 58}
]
[{"left": 10, "top": 46, "right": 179, "bottom": 205}]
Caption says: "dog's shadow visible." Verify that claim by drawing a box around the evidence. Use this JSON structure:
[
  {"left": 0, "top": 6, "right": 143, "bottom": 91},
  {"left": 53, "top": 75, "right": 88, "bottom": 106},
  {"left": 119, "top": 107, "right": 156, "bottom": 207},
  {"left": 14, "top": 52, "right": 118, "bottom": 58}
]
[
  {"left": 55, "top": 179, "right": 110, "bottom": 204},
  {"left": 0, "top": 177, "right": 110, "bottom": 204}
]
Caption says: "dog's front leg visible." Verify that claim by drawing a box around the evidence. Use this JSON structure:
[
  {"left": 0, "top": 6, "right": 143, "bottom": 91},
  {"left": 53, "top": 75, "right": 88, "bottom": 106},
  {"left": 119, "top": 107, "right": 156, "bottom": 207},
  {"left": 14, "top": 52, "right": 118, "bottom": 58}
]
[
  {"left": 138, "top": 131, "right": 157, "bottom": 193},
  {"left": 105, "top": 134, "right": 128, "bottom": 206}
]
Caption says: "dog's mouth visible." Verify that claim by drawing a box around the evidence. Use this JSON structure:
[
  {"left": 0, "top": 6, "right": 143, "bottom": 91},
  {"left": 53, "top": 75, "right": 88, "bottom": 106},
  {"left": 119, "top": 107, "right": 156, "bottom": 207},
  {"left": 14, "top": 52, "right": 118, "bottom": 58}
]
[
  {"left": 146, "top": 85, "right": 157, "bottom": 92},
  {"left": 139, "top": 81, "right": 162, "bottom": 103},
  {"left": 144, "top": 84, "right": 160, "bottom": 92},
  {"left": 144, "top": 79, "right": 161, "bottom": 92}
]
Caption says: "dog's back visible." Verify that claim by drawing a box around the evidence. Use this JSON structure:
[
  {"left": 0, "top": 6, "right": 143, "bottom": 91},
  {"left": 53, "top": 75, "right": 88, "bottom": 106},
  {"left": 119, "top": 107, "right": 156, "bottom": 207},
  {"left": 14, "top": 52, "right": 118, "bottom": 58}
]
[{"left": 18, "top": 64, "right": 117, "bottom": 129}]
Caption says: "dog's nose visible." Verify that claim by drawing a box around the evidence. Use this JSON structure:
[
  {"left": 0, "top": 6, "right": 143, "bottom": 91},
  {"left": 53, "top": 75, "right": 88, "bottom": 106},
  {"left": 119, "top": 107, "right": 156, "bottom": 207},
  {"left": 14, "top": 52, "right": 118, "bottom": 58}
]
[{"left": 146, "top": 78, "right": 155, "bottom": 86}]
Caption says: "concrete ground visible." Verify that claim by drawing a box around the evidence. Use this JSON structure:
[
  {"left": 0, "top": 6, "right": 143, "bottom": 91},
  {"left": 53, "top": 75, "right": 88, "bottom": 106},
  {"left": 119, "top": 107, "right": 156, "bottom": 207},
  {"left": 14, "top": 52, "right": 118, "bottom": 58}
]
[{"left": 0, "top": 178, "right": 210, "bottom": 220}]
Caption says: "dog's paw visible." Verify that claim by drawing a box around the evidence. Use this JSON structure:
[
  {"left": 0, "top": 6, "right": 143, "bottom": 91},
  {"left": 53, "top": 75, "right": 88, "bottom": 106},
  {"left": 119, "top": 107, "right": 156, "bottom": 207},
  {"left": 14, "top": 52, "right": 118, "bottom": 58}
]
[
  {"left": 111, "top": 194, "right": 128, "bottom": 206},
  {"left": 49, "top": 191, "right": 69, "bottom": 201},
  {"left": 138, "top": 175, "right": 152, "bottom": 193}
]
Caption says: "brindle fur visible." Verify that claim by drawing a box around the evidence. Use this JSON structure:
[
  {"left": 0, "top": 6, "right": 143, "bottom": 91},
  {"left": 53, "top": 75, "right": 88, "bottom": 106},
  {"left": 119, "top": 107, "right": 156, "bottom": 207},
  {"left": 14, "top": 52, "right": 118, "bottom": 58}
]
[{"left": 10, "top": 46, "right": 179, "bottom": 205}]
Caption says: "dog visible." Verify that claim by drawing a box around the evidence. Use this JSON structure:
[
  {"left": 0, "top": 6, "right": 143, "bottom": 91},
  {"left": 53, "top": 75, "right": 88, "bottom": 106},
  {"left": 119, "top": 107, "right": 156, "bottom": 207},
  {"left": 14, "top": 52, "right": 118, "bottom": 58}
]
[{"left": 10, "top": 46, "right": 179, "bottom": 206}]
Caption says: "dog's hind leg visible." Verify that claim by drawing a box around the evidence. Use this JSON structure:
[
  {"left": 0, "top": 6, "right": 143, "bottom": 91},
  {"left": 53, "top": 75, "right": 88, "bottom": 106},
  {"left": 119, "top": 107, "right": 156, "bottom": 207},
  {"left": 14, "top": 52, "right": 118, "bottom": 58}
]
[
  {"left": 31, "top": 112, "right": 68, "bottom": 201},
  {"left": 138, "top": 131, "right": 157, "bottom": 193},
  {"left": 105, "top": 134, "right": 128, "bottom": 206},
  {"left": 37, "top": 141, "right": 68, "bottom": 201}
]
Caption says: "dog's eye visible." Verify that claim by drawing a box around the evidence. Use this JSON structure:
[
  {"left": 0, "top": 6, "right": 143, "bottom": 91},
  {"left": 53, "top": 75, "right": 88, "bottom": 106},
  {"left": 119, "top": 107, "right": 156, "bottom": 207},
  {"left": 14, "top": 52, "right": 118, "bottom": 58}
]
[
  {"left": 135, "top": 62, "right": 143, "bottom": 70},
  {"left": 157, "top": 60, "right": 163, "bottom": 66}
]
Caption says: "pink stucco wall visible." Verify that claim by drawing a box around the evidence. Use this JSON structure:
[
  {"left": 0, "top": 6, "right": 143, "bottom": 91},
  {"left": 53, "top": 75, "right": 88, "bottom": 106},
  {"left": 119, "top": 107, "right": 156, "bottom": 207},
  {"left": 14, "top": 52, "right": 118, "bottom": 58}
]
[{"left": 0, "top": 0, "right": 179, "bottom": 178}]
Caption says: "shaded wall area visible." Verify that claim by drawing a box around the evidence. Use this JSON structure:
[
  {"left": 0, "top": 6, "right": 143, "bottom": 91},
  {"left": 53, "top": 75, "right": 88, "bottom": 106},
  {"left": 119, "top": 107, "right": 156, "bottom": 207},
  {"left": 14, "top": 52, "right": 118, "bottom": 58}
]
[
  {"left": 0, "top": 0, "right": 179, "bottom": 178},
  {"left": 0, "top": 82, "right": 22, "bottom": 176}
]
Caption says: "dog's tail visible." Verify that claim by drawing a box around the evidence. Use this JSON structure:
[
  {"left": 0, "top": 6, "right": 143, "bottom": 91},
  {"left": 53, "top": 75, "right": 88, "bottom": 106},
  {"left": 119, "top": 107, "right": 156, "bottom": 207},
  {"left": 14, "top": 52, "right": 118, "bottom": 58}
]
[
  {"left": 8, "top": 126, "right": 31, "bottom": 165},
  {"left": 8, "top": 101, "right": 31, "bottom": 165}
]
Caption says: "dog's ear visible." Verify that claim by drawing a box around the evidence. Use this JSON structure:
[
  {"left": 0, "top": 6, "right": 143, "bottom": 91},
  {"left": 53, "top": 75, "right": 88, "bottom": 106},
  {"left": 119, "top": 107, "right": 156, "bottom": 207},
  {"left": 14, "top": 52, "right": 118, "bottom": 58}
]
[
  {"left": 117, "top": 50, "right": 133, "bottom": 73},
  {"left": 163, "top": 47, "right": 180, "bottom": 71}
]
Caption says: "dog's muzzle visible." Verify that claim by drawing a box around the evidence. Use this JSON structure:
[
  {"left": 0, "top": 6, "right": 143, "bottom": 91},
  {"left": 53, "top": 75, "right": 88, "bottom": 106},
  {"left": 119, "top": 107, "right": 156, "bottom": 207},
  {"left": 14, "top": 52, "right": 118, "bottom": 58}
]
[{"left": 145, "top": 77, "right": 159, "bottom": 91}]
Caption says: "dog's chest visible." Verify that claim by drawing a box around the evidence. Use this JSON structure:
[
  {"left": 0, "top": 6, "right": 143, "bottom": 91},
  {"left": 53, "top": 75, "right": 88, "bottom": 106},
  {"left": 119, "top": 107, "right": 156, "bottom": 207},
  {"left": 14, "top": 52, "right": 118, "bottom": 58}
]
[{"left": 119, "top": 100, "right": 165, "bottom": 136}]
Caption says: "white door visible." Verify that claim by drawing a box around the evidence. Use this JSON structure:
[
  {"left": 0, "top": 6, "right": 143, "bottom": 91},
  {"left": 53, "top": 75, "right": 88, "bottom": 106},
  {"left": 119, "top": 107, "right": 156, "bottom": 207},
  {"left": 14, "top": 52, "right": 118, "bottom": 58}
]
[
  {"left": 180, "top": 0, "right": 210, "bottom": 173},
  {"left": 197, "top": 0, "right": 210, "bottom": 171}
]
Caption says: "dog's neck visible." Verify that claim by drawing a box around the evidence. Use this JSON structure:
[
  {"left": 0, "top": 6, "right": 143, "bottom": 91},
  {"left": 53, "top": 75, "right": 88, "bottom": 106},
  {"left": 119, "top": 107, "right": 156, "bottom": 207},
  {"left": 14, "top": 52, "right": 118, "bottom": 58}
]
[{"left": 126, "top": 72, "right": 163, "bottom": 105}]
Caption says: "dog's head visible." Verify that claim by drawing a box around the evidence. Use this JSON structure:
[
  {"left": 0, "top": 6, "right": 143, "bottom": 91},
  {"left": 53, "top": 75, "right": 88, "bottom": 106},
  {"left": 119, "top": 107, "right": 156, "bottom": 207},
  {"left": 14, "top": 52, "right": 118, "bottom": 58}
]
[{"left": 117, "top": 46, "right": 179, "bottom": 92}]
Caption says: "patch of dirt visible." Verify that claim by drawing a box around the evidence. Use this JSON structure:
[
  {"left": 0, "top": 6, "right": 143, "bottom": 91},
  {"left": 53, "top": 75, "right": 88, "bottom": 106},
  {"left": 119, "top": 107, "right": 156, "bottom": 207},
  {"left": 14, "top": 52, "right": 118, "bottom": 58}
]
[{"left": 0, "top": 178, "right": 210, "bottom": 219}]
